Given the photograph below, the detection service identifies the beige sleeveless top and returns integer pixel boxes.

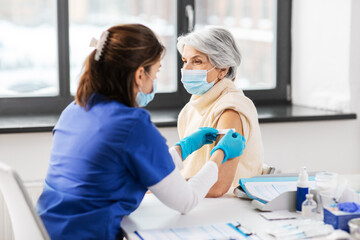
[177,78,264,187]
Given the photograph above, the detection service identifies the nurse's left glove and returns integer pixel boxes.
[176,127,218,160]
[210,129,246,164]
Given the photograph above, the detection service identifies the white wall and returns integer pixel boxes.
[292,0,351,111]
[1,118,359,182]
[1,0,360,182]
[0,133,52,181]
[289,0,360,172]
[349,0,360,116]
[159,122,360,174]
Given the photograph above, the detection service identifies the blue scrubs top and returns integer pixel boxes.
[36,93,175,240]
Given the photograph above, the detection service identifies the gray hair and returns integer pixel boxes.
[177,26,241,80]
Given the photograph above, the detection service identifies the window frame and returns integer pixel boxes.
[0,0,291,115]
[146,0,193,110]
[243,0,292,105]
[0,0,72,115]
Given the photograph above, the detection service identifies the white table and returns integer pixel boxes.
[121,191,281,240]
[121,175,359,239]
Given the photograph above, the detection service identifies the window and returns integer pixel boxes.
[0,1,58,98]
[194,0,291,103]
[195,0,276,90]
[69,0,177,95]
[0,0,291,115]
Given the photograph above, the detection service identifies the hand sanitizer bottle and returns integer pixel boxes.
[296,166,309,212]
[302,193,317,218]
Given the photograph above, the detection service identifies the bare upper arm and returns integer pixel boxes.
[206,109,244,197]
[216,109,244,137]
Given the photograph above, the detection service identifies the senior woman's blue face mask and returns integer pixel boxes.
[136,72,157,107]
[181,67,216,95]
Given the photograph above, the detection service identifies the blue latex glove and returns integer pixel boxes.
[176,127,218,160]
[338,202,360,213]
[210,129,246,163]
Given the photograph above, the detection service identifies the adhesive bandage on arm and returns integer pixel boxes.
[217,128,236,135]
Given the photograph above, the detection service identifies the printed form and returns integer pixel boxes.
[135,221,262,240]
[244,180,316,203]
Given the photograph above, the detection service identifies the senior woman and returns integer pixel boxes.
[177,26,264,198]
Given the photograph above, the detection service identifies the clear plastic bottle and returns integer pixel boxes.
[302,193,317,219]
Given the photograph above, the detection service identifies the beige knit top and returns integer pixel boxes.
[177,78,264,187]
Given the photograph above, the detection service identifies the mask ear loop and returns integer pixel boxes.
[207,66,220,82]
[145,71,155,82]
[138,70,155,94]
[144,71,157,94]
[207,66,216,73]
[137,86,144,94]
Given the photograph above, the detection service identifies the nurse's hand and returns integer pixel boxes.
[210,129,246,163]
[176,127,218,160]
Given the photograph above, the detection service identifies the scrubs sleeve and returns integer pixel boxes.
[169,146,183,170]
[149,161,218,214]
[123,111,175,187]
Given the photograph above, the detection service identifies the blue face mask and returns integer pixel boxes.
[181,67,216,95]
[136,72,157,107]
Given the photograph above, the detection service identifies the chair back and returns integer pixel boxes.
[262,163,276,175]
[0,162,50,240]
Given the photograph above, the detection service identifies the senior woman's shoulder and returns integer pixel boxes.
[214,83,259,117]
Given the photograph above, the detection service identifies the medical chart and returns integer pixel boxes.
[135,221,261,240]
[239,177,316,203]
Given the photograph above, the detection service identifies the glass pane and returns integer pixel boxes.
[69,0,177,95]
[0,0,58,97]
[195,0,277,90]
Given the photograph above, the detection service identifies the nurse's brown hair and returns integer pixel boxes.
[76,24,165,108]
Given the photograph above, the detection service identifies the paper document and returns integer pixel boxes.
[135,221,261,240]
[239,177,315,203]
[259,210,299,220]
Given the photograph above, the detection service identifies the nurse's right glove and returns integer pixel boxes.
[210,129,246,164]
[176,127,218,160]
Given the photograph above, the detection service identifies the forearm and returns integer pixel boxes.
[149,150,224,214]
[206,156,240,198]
[208,109,245,197]
[208,149,224,167]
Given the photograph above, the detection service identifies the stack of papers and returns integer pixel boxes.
[135,221,262,240]
[238,177,316,204]
[259,210,299,220]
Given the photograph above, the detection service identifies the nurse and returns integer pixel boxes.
[36,24,246,240]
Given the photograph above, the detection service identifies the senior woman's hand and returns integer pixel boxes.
[210,129,246,163]
[176,127,218,160]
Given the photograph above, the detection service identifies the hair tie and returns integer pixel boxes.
[89,31,109,61]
